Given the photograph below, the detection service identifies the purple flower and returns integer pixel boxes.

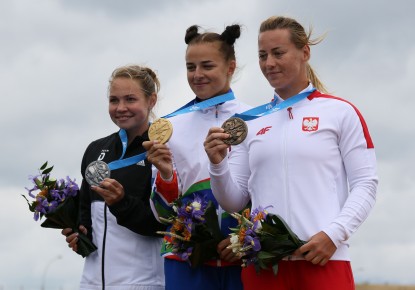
[245,235,261,252]
[178,247,193,261]
[22,162,79,221]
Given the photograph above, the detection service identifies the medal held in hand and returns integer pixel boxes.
[221,117,248,145]
[85,160,111,186]
[148,118,173,144]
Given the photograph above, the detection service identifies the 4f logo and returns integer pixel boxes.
[302,117,319,132]
[257,126,272,135]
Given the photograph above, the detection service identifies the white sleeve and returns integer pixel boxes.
[209,144,251,213]
[323,106,378,247]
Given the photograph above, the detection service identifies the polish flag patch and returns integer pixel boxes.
[302,117,319,132]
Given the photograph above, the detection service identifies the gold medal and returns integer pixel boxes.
[148,118,173,144]
[221,117,248,145]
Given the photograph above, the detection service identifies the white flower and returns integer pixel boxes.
[230,234,239,245]
[191,201,201,211]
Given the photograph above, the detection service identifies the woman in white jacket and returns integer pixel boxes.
[144,24,250,290]
[204,16,378,290]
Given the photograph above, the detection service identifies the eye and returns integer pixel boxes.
[186,64,195,72]
[109,97,118,104]
[272,50,284,58]
[259,53,267,61]
[203,64,215,70]
[127,96,137,102]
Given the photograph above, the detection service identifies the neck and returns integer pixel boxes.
[125,125,148,145]
[197,87,230,101]
[275,81,309,100]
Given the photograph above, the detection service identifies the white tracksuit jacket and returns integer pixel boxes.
[166,98,251,195]
[209,87,378,261]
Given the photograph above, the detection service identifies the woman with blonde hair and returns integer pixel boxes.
[63,64,166,290]
[204,16,378,290]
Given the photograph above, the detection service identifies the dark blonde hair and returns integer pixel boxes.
[184,24,241,63]
[259,16,328,93]
[109,65,160,119]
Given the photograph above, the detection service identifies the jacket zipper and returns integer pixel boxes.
[215,104,223,231]
[101,204,107,290]
[282,110,291,227]
[215,104,222,267]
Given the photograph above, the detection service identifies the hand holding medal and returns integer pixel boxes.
[221,117,248,145]
[148,118,173,144]
[144,118,174,179]
[204,118,248,166]
[85,160,111,187]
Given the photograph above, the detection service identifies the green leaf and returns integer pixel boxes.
[34,178,44,189]
[45,179,57,188]
[257,251,276,260]
[272,263,279,275]
[42,166,54,175]
[40,161,48,170]
[40,194,97,257]
[202,201,224,242]
[267,214,306,247]
[21,194,36,212]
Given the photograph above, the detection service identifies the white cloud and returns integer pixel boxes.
[1,0,414,288]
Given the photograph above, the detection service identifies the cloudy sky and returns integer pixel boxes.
[1,0,414,289]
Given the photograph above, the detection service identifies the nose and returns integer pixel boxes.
[265,55,276,68]
[116,100,128,111]
[193,66,204,80]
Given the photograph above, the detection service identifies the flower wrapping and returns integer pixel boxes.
[229,206,306,275]
[157,194,224,267]
[22,162,97,258]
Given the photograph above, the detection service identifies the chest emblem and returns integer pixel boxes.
[302,117,319,132]
[256,126,272,136]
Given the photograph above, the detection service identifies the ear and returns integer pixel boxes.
[149,92,157,109]
[303,45,310,62]
[227,60,236,76]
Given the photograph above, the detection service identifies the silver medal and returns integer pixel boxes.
[85,160,111,186]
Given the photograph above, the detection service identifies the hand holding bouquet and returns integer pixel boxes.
[228,206,305,275]
[22,162,97,257]
[157,194,223,267]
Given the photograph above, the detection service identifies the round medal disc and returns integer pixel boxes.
[221,117,248,145]
[85,160,111,186]
[148,118,173,144]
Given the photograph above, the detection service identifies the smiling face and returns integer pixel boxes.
[258,28,310,99]
[108,77,156,138]
[185,42,236,100]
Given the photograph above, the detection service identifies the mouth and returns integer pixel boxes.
[193,80,209,86]
[116,116,132,121]
[266,71,280,77]
[194,83,207,87]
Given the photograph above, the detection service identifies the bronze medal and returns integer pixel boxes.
[221,117,248,145]
[148,118,173,144]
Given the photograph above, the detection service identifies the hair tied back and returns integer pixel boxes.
[220,24,241,46]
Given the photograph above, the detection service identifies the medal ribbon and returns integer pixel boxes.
[234,88,315,121]
[106,91,235,170]
[108,129,147,170]
[162,90,235,118]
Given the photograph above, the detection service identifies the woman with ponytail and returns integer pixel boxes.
[205,16,378,290]
[144,24,250,290]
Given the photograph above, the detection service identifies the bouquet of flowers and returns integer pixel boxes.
[22,161,97,257]
[228,206,305,275]
[157,194,223,267]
